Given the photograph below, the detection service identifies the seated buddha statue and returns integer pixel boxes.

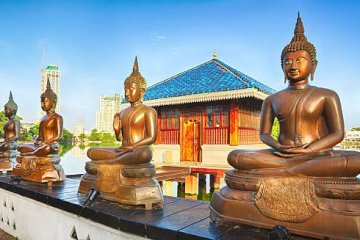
[79,57,162,209]
[210,14,360,239]
[0,92,20,170]
[227,13,360,177]
[13,80,65,183]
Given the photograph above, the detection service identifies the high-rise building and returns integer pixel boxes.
[41,65,61,114]
[96,94,121,133]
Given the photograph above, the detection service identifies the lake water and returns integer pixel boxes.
[60,145,225,201]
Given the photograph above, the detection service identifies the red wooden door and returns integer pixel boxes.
[181,113,200,161]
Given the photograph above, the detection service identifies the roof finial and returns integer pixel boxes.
[213,49,218,60]
[133,56,139,73]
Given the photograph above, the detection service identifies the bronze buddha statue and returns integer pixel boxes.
[79,57,163,210]
[13,80,65,183]
[210,13,360,239]
[0,92,20,171]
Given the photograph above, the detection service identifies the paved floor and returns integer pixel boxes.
[0,229,15,240]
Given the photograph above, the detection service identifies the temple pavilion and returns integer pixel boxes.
[140,53,274,164]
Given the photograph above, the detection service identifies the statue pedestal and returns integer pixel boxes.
[13,155,65,183]
[210,170,360,239]
[79,163,163,210]
[0,150,18,172]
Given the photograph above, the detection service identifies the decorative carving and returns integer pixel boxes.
[255,178,318,223]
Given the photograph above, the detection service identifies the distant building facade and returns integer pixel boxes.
[96,94,121,133]
[21,122,36,131]
[73,124,85,137]
[345,130,360,142]
[140,56,274,164]
[41,65,61,114]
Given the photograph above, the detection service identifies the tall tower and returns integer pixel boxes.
[96,94,121,133]
[41,65,61,114]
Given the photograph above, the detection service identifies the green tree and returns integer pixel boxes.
[60,129,74,144]
[271,117,280,140]
[101,133,116,143]
[0,111,6,138]
[88,129,101,141]
[351,127,360,131]
[78,133,87,142]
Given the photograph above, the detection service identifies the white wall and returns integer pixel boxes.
[0,189,146,240]
[201,144,267,165]
[152,144,180,163]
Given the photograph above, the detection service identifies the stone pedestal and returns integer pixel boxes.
[210,170,360,239]
[0,150,18,172]
[13,154,65,183]
[79,162,163,210]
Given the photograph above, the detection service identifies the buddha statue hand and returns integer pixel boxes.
[115,146,133,153]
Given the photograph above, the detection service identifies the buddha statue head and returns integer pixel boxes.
[124,57,147,103]
[281,13,317,82]
[41,79,58,112]
[4,91,18,119]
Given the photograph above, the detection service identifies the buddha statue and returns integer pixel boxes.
[13,80,65,183]
[79,57,163,210]
[0,92,20,171]
[210,13,360,239]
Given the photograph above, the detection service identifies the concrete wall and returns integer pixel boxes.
[0,188,145,240]
[153,144,180,163]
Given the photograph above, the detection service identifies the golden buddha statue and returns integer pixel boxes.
[0,92,20,171]
[13,80,65,183]
[210,13,360,239]
[79,57,163,210]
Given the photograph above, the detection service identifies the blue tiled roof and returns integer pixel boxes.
[144,59,275,101]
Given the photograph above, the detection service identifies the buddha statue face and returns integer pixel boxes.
[41,97,54,112]
[283,50,314,82]
[124,82,143,103]
[4,106,15,118]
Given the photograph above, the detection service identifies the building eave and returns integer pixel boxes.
[142,88,269,107]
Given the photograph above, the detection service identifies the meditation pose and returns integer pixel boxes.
[81,57,162,209]
[210,14,360,239]
[0,92,20,159]
[18,80,63,157]
[227,13,360,177]
[86,57,157,167]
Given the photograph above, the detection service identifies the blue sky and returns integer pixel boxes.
[0,0,359,131]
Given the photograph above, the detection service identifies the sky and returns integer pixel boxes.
[0,0,359,132]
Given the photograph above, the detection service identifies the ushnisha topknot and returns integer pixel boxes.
[4,91,18,113]
[281,12,317,67]
[124,56,147,91]
[41,78,58,109]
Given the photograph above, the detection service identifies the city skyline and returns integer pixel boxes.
[0,1,359,131]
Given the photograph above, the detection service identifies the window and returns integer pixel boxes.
[204,105,229,144]
[205,105,229,128]
[238,99,262,144]
[160,109,180,144]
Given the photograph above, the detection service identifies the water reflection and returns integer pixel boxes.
[159,173,226,201]
[61,145,89,175]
